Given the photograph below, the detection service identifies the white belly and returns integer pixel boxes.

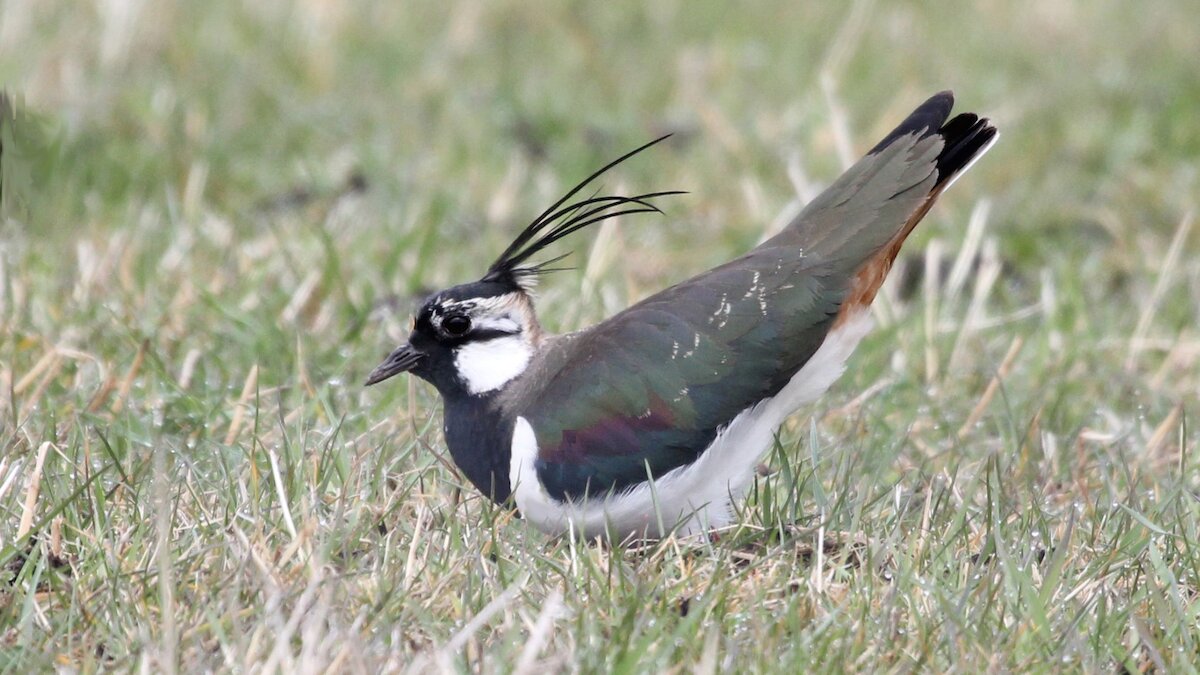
[507,312,875,540]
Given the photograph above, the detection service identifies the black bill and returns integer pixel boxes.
[365,344,423,386]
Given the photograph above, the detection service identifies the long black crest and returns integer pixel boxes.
[483,135,684,287]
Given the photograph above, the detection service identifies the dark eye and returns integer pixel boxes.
[442,314,472,337]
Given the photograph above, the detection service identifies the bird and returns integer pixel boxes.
[366,91,997,540]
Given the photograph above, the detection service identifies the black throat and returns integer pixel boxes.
[441,391,514,504]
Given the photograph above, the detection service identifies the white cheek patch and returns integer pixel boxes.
[454,335,533,395]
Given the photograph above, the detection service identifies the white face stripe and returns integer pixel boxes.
[454,334,533,395]
[430,292,540,340]
[473,316,521,333]
[433,293,523,322]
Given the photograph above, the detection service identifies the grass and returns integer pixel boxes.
[2,0,1199,671]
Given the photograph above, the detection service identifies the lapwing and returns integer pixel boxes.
[367,91,997,539]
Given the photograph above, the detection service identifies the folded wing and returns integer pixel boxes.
[511,92,996,502]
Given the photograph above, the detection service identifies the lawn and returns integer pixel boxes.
[2,1,1199,671]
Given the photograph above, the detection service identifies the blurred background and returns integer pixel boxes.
[4,1,1198,356]
[2,0,1198,670]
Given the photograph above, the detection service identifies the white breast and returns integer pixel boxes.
[509,311,875,540]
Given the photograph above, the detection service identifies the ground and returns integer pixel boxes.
[1,1,1199,672]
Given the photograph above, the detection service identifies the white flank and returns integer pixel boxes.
[510,310,876,540]
[455,335,533,395]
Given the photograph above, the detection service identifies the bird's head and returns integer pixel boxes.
[365,277,543,397]
[365,135,683,397]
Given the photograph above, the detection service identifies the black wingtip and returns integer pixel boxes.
[868,91,997,190]
[932,114,997,190]
[867,90,956,155]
